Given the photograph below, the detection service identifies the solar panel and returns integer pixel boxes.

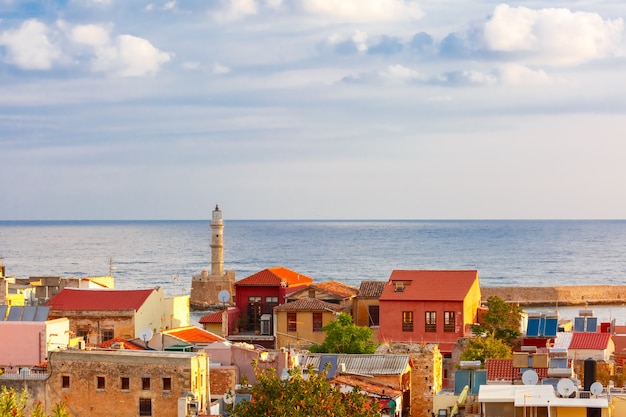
[21,306,37,321]
[544,318,558,337]
[526,317,540,337]
[0,305,7,321]
[34,306,50,321]
[586,317,598,332]
[574,317,585,332]
[7,306,23,321]
[539,317,546,336]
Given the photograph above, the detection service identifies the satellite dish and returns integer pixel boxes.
[218,290,230,303]
[521,369,538,386]
[223,390,235,405]
[139,328,153,343]
[590,381,603,395]
[557,378,576,397]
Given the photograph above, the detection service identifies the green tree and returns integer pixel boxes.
[0,387,69,417]
[470,296,522,345]
[309,313,377,354]
[231,363,379,417]
[460,335,513,365]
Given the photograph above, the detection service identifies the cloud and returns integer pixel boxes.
[70,24,110,47]
[410,32,434,54]
[301,0,422,22]
[213,62,231,74]
[380,64,421,83]
[215,0,258,21]
[326,30,369,55]
[497,64,552,85]
[91,34,171,77]
[0,19,62,70]
[482,4,624,65]
[368,35,403,55]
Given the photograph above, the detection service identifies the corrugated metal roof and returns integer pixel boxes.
[300,354,410,376]
[379,270,479,301]
[45,288,154,312]
[234,266,314,287]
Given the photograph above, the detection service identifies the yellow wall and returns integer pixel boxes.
[463,276,482,329]
[275,310,336,349]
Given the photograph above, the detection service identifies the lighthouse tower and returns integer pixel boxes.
[190,205,236,310]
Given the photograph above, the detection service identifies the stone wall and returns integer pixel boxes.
[482,285,626,306]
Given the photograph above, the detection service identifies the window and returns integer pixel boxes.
[287,312,297,332]
[76,327,89,340]
[309,289,316,298]
[394,281,405,292]
[425,311,436,332]
[97,376,106,390]
[121,377,130,390]
[402,311,413,332]
[62,375,70,389]
[162,377,172,391]
[142,377,151,390]
[102,328,114,341]
[444,311,455,332]
[139,398,152,416]
[265,296,278,314]
[368,305,380,327]
[312,312,323,332]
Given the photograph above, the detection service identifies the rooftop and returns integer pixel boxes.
[379,270,479,301]
[234,266,314,287]
[45,288,156,311]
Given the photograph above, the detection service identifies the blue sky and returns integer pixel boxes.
[1,0,626,220]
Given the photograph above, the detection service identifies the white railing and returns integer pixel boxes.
[0,372,49,380]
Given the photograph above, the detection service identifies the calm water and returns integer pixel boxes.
[2,220,626,321]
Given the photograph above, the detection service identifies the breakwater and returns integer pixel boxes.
[482,285,626,307]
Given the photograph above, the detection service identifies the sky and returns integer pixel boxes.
[1,0,626,220]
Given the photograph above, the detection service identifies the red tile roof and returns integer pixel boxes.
[199,310,223,324]
[313,281,359,299]
[569,332,612,350]
[164,326,224,343]
[98,337,147,350]
[379,270,479,301]
[485,358,548,382]
[274,298,344,312]
[45,288,154,311]
[234,266,314,287]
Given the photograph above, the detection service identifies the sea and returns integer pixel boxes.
[2,219,626,323]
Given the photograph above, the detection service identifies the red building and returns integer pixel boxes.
[233,266,313,331]
[377,270,481,355]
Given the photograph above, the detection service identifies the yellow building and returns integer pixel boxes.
[274,298,343,349]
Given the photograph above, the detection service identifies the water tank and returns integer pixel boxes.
[584,358,597,391]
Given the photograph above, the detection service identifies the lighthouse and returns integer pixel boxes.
[189,204,236,310]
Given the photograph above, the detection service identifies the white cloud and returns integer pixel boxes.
[70,24,110,47]
[352,30,368,52]
[301,0,422,22]
[497,64,552,86]
[92,34,171,77]
[213,62,231,74]
[381,64,421,82]
[163,1,176,10]
[216,0,258,21]
[483,4,624,65]
[0,19,61,70]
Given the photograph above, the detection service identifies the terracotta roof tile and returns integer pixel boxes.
[569,332,611,350]
[199,310,223,324]
[313,281,359,299]
[332,375,402,398]
[485,358,548,382]
[163,326,224,343]
[274,298,344,312]
[358,281,386,298]
[45,288,154,311]
[379,270,479,301]
[234,266,314,287]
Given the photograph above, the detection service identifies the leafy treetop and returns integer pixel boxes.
[309,313,377,354]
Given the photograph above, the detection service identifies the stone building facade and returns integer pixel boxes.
[46,349,209,417]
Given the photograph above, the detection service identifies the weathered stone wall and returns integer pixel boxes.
[482,285,626,306]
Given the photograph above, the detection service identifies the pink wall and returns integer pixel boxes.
[0,322,45,367]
